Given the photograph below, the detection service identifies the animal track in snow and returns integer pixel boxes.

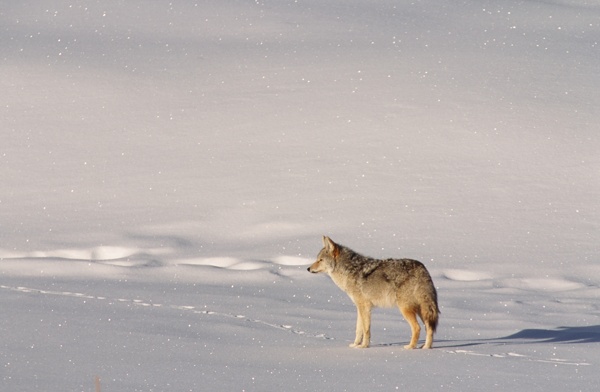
[0,284,333,340]
[445,349,590,366]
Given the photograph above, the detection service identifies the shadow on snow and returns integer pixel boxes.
[501,325,600,344]
[435,325,600,349]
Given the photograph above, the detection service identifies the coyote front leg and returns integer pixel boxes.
[350,302,372,348]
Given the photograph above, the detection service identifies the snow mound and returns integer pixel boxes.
[177,257,269,270]
[271,255,312,266]
[499,277,587,292]
[442,269,492,282]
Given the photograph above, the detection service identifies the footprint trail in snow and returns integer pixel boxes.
[0,284,334,341]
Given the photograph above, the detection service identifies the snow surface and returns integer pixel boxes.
[1,0,599,391]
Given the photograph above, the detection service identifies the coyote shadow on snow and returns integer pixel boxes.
[433,325,600,349]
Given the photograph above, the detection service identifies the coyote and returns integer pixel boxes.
[308,236,439,349]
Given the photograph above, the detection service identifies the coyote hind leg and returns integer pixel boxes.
[399,306,421,349]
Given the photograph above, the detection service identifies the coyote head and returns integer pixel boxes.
[307,236,340,274]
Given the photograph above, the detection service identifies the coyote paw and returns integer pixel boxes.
[404,344,417,350]
[350,342,369,348]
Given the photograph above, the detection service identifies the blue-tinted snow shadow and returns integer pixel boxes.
[434,325,600,349]
[501,325,600,344]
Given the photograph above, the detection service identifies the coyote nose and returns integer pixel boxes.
[307,267,310,272]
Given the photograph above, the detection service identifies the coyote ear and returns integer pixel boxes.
[322,236,340,258]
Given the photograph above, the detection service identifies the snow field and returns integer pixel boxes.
[1,0,599,391]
